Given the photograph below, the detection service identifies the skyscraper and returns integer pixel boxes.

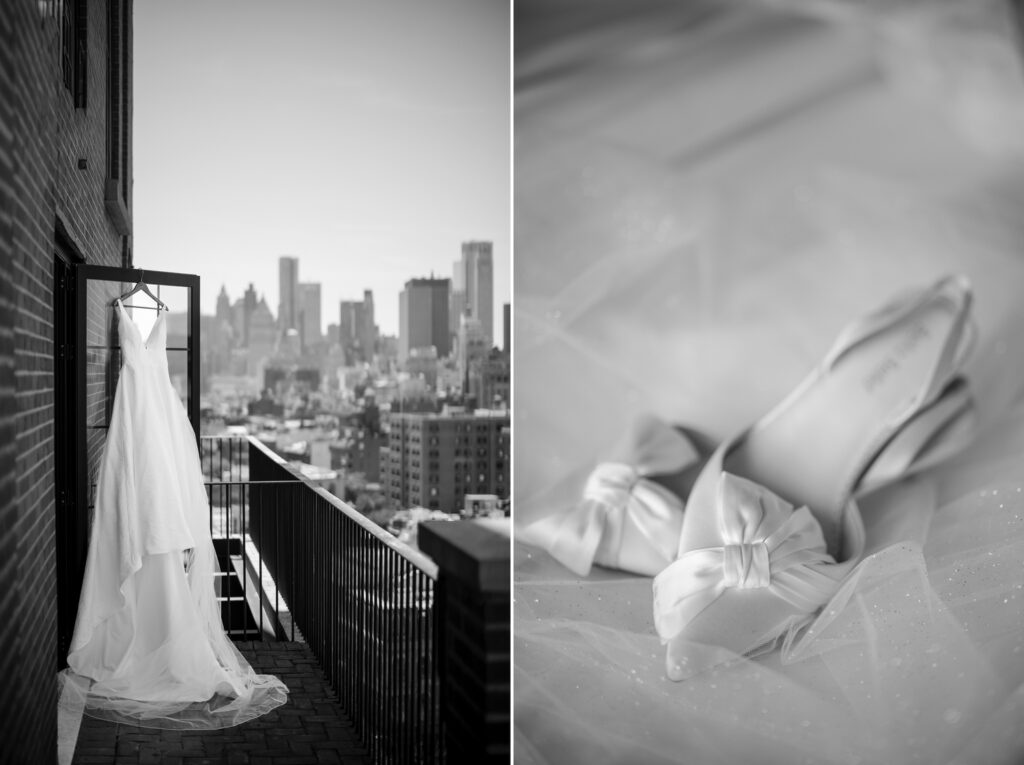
[243,282,259,347]
[248,296,277,377]
[398,277,450,364]
[458,313,489,383]
[298,282,322,350]
[339,300,362,360]
[215,285,232,325]
[339,289,378,364]
[450,258,466,341]
[461,241,494,347]
[360,289,376,360]
[503,302,510,354]
[278,256,299,335]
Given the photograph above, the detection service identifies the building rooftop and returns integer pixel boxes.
[388,407,510,421]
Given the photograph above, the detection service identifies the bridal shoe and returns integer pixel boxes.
[527,415,713,577]
[532,273,973,579]
[536,383,972,579]
[653,275,976,680]
[713,274,974,556]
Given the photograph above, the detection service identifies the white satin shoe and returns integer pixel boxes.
[654,275,976,680]
[525,414,712,577]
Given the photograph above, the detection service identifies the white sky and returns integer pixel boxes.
[133,0,510,337]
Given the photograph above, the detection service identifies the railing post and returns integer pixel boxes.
[419,520,510,763]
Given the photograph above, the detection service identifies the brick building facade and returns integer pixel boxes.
[0,1,133,761]
[382,410,510,512]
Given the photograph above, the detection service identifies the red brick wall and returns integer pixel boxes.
[0,1,131,761]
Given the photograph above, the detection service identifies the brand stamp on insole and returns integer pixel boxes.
[863,323,932,394]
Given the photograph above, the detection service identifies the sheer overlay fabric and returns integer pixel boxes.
[58,301,287,730]
[515,139,1024,761]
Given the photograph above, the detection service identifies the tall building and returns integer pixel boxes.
[298,282,322,350]
[398,278,450,364]
[216,285,232,325]
[206,291,235,389]
[458,313,489,384]
[360,289,376,359]
[503,302,511,354]
[278,256,299,335]
[462,241,494,347]
[248,297,278,377]
[339,301,360,357]
[230,283,262,349]
[382,410,510,511]
[450,258,466,341]
[339,289,377,364]
[243,283,259,346]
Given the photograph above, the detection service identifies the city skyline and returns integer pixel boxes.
[131,0,510,337]
[209,247,509,346]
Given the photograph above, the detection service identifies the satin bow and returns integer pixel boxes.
[532,415,702,577]
[653,472,839,643]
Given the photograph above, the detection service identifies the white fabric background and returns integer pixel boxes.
[515,4,1024,762]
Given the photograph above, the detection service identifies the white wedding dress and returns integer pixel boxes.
[59,299,287,729]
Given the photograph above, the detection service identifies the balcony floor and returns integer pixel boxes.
[70,641,370,765]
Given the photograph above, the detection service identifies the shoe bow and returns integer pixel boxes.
[538,416,702,576]
[653,472,841,643]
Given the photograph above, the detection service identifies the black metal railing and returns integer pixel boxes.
[200,435,290,640]
[200,435,444,765]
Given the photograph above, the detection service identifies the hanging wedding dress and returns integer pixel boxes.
[59,299,287,729]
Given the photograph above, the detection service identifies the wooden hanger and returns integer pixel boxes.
[113,272,168,311]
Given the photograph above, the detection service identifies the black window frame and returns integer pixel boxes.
[59,0,88,109]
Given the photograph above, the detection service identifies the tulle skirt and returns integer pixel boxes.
[60,537,287,731]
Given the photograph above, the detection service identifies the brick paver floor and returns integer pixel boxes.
[71,642,370,765]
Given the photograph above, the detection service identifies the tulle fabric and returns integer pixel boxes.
[59,302,287,730]
[514,130,1024,761]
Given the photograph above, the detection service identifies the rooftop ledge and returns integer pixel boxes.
[419,518,511,593]
[104,178,132,235]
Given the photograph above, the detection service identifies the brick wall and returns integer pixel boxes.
[0,1,131,761]
[0,0,23,756]
[419,520,511,762]
[385,412,511,512]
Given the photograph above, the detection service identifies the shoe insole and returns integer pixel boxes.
[856,378,973,495]
[725,296,962,558]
